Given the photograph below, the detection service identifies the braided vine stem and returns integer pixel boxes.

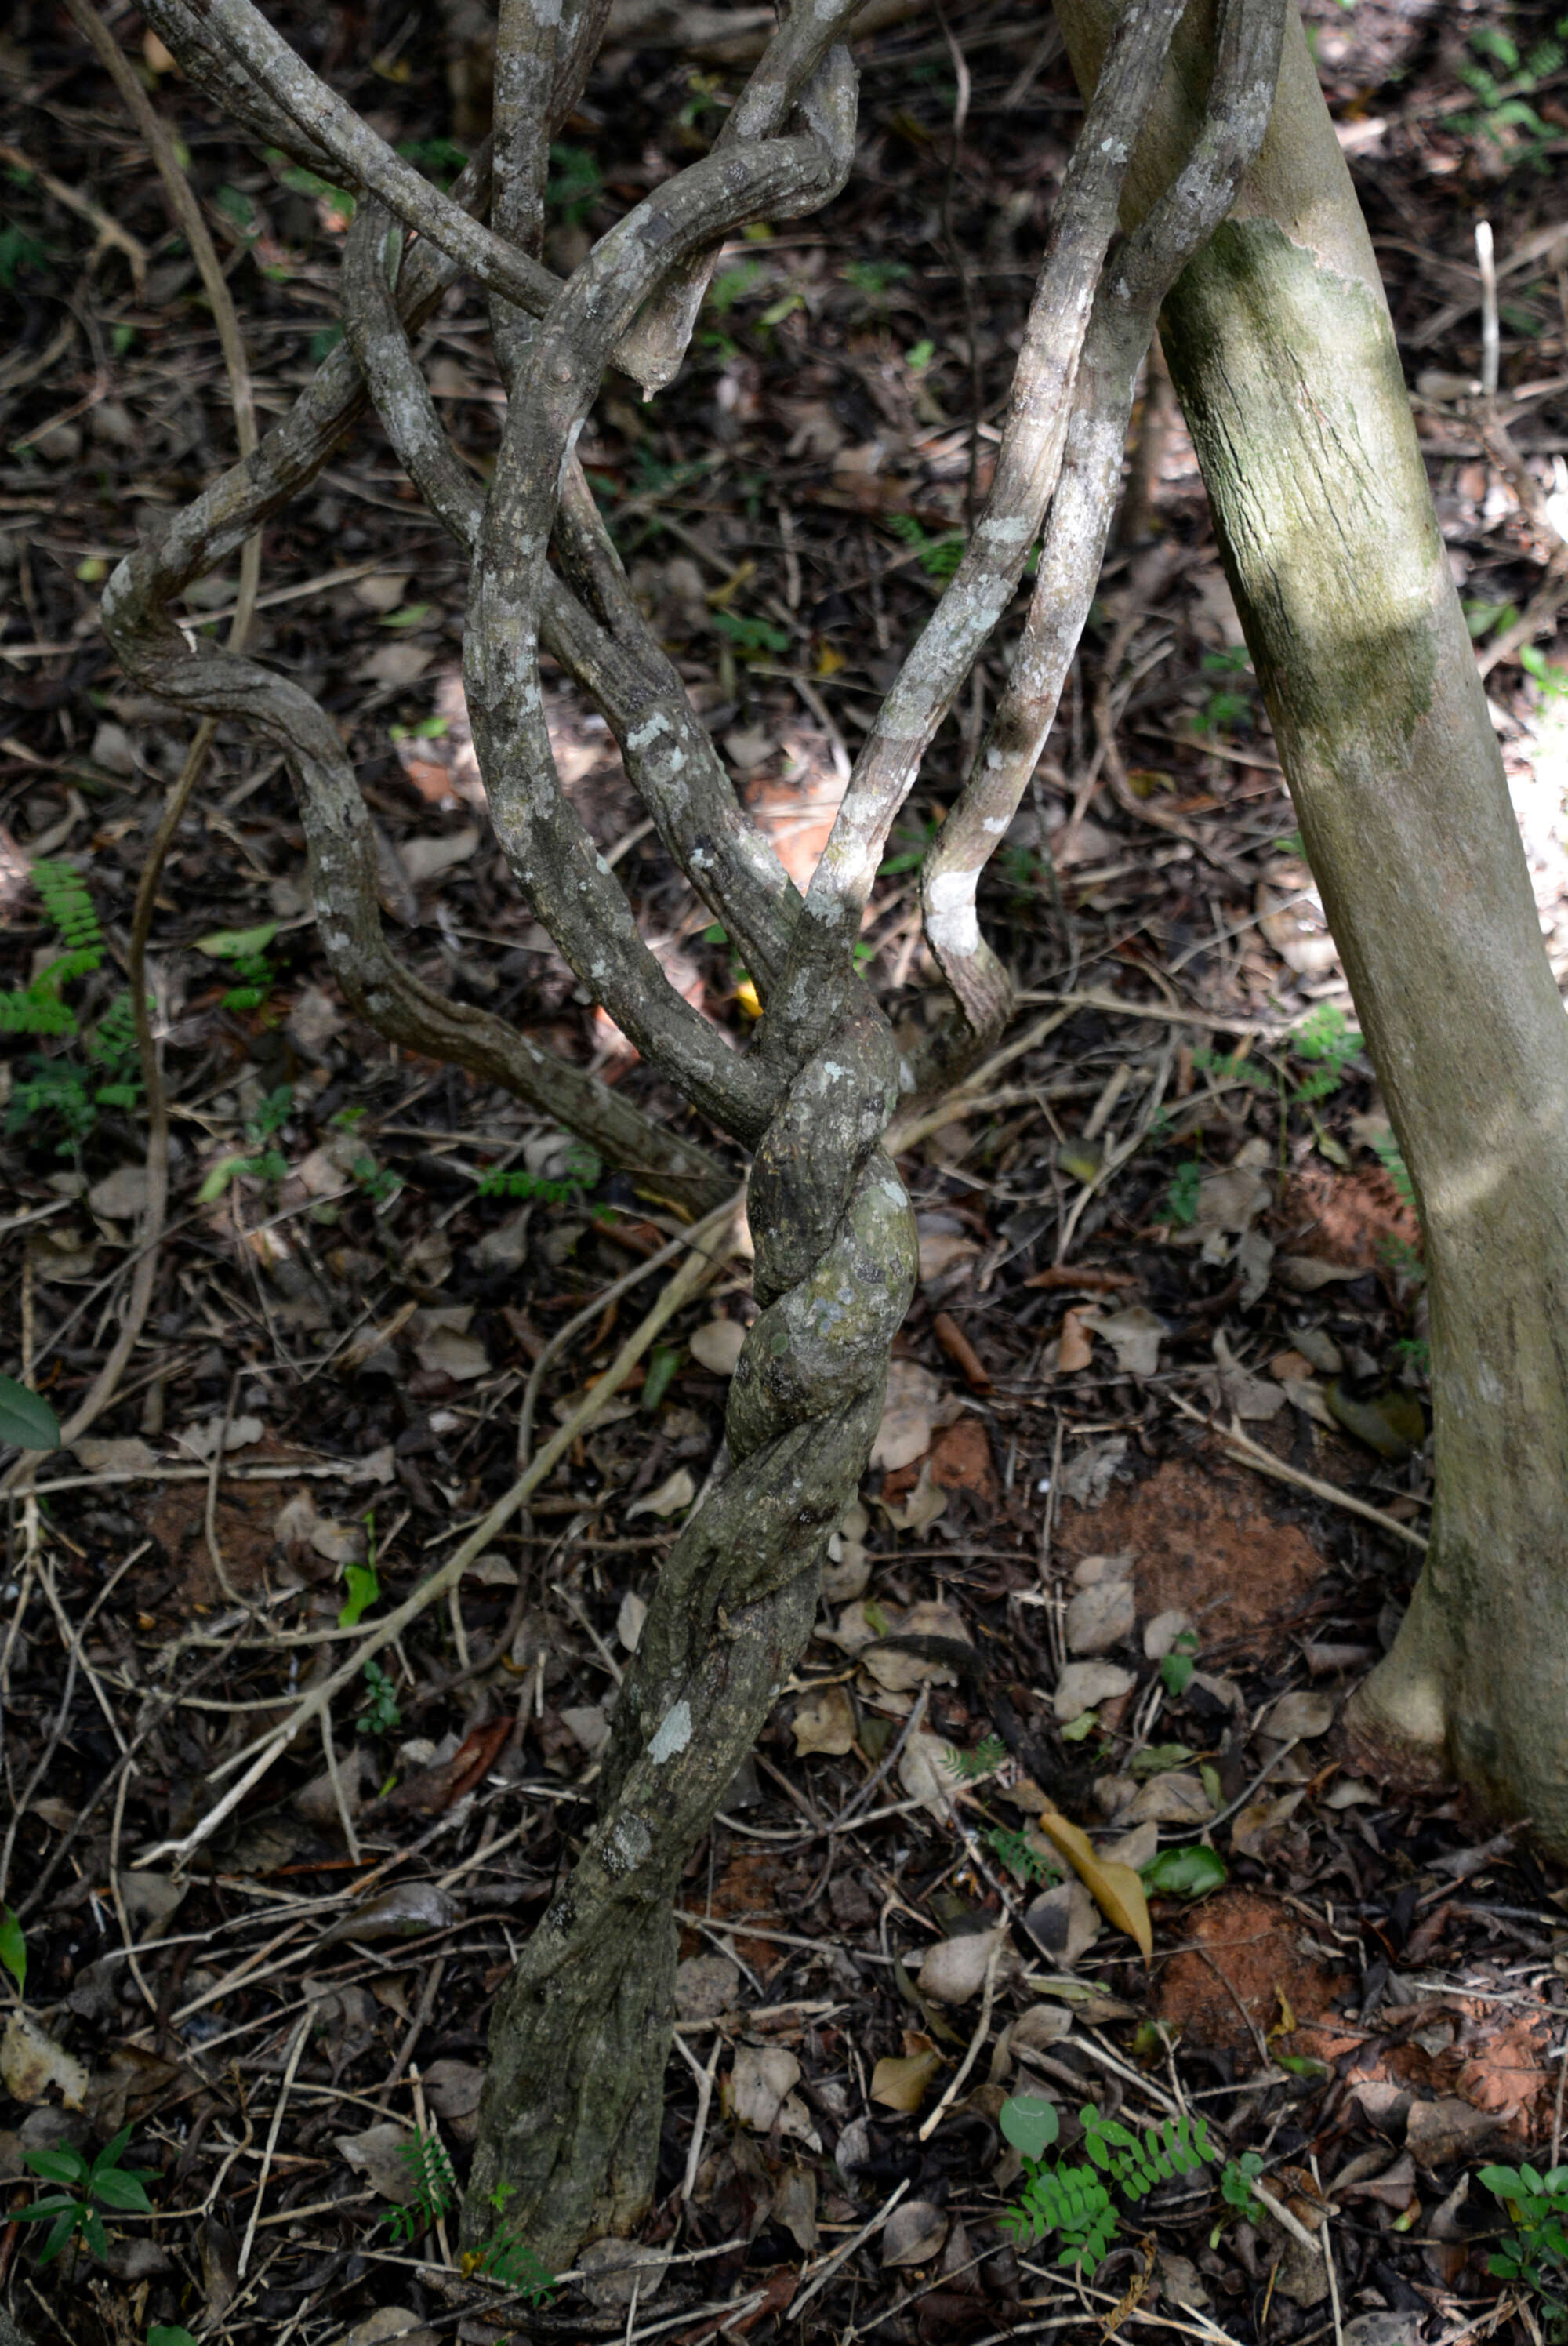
[469,1007,915,2263]
[70,0,1287,2276]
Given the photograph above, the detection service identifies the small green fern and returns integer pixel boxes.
[2,864,143,1152]
[1000,2099,1218,2269]
[387,2130,456,2243]
[943,1734,1007,1781]
[887,512,966,581]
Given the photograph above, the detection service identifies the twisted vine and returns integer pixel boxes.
[469,1002,915,2261]
[75,0,1289,2276]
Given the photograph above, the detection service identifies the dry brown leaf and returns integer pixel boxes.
[792,1682,857,1757]
[870,2046,942,2112]
[1058,1307,1094,1373]
[871,1360,939,1471]
[0,2011,89,2107]
[1029,1803,1152,1959]
[626,1466,696,1520]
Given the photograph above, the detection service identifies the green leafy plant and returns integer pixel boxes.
[357,1657,401,1736]
[2,863,144,1154]
[149,2329,201,2346]
[387,2130,456,2242]
[943,1734,1007,1781]
[477,1141,601,1206]
[1221,2148,1267,2221]
[1479,2161,1568,2334]
[1160,1630,1200,1697]
[474,2229,559,2302]
[1000,2099,1219,2268]
[0,1378,61,1453]
[1287,1003,1363,1102]
[841,257,911,304]
[195,920,281,1013]
[0,1903,26,1991]
[19,2125,154,2269]
[1457,17,1568,173]
[1142,1844,1227,1899]
[641,1344,681,1411]
[985,1825,1061,1888]
[710,608,790,658]
[198,1082,295,1203]
[887,512,966,582]
[339,1510,382,1629]
[1166,1159,1202,1226]
[546,142,601,223]
[1371,1128,1415,1208]
[1195,643,1255,735]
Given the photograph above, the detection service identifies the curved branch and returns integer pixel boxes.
[616,0,869,392]
[920,0,1287,1036]
[466,66,858,1144]
[342,201,800,991]
[751,0,1190,1076]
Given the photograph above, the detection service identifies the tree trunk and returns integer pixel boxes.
[1055,0,1568,1853]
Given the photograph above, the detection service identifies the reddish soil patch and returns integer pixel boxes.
[680,1849,791,1977]
[1056,1458,1328,1656]
[1155,1890,1352,2056]
[1279,1164,1419,1269]
[141,1476,285,1611]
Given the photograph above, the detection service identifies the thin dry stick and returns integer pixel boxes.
[790,2178,910,2326]
[21,0,266,1473]
[238,2009,313,2277]
[673,2028,722,2201]
[1167,1392,1429,1554]
[139,1195,743,1864]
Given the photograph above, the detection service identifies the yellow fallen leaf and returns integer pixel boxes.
[735,978,762,1019]
[870,2047,942,2112]
[1029,1803,1152,1960]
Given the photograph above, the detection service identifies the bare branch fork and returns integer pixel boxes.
[94,0,1284,2268]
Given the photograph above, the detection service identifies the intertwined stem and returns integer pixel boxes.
[88,0,1286,2269]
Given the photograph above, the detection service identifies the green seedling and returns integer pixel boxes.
[1160,1631,1200,1697]
[19,2125,154,2269]
[887,512,966,581]
[1002,2097,1267,2274]
[198,1081,295,1203]
[339,1509,382,1629]
[2,862,143,1155]
[357,1657,401,1736]
[0,1378,61,1453]
[0,1903,25,1991]
[1479,2161,1568,2335]
[387,2131,456,2242]
[943,1734,1007,1781]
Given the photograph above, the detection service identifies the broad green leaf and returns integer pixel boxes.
[1141,1845,1227,1899]
[1000,2095,1060,2161]
[16,2188,80,2214]
[150,2330,203,2346]
[0,1903,25,1991]
[92,2167,153,2213]
[198,1155,249,1204]
[0,1374,62,1451]
[194,924,278,960]
[23,2148,85,2185]
[338,1563,381,1629]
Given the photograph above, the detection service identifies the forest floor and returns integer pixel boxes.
[3,1,1568,2342]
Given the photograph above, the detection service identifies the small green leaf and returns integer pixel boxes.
[1000,2095,1061,2161]
[194,923,278,961]
[0,1904,26,1992]
[1141,1845,1227,1899]
[198,1155,250,1204]
[338,1563,381,1629]
[92,2166,153,2214]
[641,1345,681,1412]
[24,2148,86,2185]
[0,1375,62,1452]
[150,2328,203,2346]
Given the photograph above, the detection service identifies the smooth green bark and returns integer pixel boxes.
[1057,0,1568,1852]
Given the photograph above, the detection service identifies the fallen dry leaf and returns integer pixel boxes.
[793,1682,857,1757]
[882,2199,949,2268]
[871,2046,942,2112]
[0,2010,89,2106]
[627,1466,696,1520]
[1029,1803,1152,1959]
[1058,1307,1094,1373]
[1080,1306,1167,1377]
[689,1318,747,1375]
[872,1360,939,1472]
[731,2045,800,2132]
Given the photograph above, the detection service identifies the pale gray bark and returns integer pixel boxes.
[1057,0,1568,1857]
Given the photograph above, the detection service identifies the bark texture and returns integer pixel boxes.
[1057,0,1568,1854]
